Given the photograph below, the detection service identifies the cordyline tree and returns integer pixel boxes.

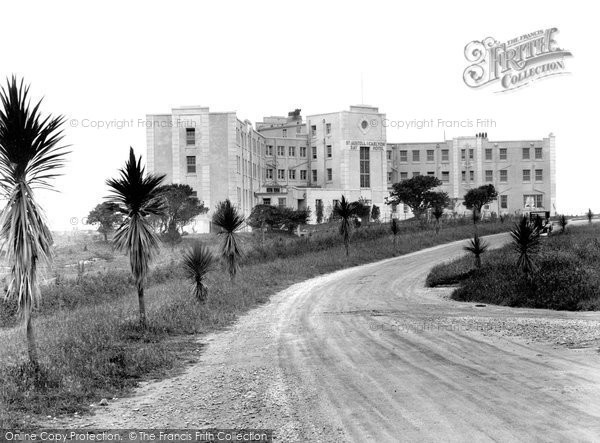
[463,184,498,222]
[106,148,166,327]
[212,199,245,281]
[0,77,69,366]
[182,241,214,302]
[333,195,358,256]
[386,175,443,222]
[429,191,450,234]
[511,216,540,281]
[87,202,123,241]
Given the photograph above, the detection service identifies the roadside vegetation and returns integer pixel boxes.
[0,215,510,426]
[427,223,600,311]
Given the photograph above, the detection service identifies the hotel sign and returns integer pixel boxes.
[463,28,572,92]
[345,140,386,150]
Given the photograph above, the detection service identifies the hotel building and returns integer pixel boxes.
[146,105,556,232]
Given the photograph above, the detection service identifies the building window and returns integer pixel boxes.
[311,125,317,136]
[186,128,195,146]
[427,150,434,161]
[277,145,285,156]
[327,145,332,158]
[312,146,317,159]
[427,171,435,176]
[485,148,492,160]
[263,198,271,205]
[400,172,408,180]
[461,149,466,161]
[312,169,317,182]
[277,169,285,180]
[500,170,508,182]
[186,156,196,174]
[278,197,286,207]
[289,169,296,180]
[266,168,273,180]
[387,171,393,183]
[282,129,287,138]
[441,171,449,182]
[441,149,449,161]
[327,168,333,181]
[236,155,240,174]
[412,150,420,162]
[300,146,306,157]
[523,194,543,208]
[326,123,331,134]
[289,146,296,157]
[469,170,474,181]
[535,169,543,181]
[500,195,507,209]
[412,172,420,178]
[237,187,241,206]
[461,171,466,182]
[523,169,531,182]
[360,146,370,188]
[266,145,273,156]
[300,170,307,180]
[522,148,530,160]
[499,148,507,160]
[485,170,493,182]
[296,125,302,134]
[535,147,543,159]
[400,150,408,162]
[386,150,392,160]
[469,149,474,160]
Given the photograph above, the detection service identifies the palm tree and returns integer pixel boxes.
[333,195,358,256]
[182,242,214,301]
[511,216,540,280]
[106,148,165,327]
[464,232,489,269]
[390,217,399,250]
[558,214,568,233]
[0,77,68,366]
[212,199,244,280]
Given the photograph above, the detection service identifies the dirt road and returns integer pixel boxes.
[58,233,600,441]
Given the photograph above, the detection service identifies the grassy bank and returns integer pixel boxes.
[427,224,600,311]
[0,220,510,426]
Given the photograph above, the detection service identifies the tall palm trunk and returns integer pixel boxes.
[26,314,38,367]
[137,284,146,327]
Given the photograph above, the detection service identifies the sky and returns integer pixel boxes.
[2,0,598,230]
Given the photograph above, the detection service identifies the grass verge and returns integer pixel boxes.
[0,221,509,426]
[427,224,600,311]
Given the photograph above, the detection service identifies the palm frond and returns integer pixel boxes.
[0,77,67,330]
[510,216,540,277]
[182,242,214,301]
[0,183,52,318]
[463,233,489,255]
[107,148,166,286]
[0,77,69,195]
[212,199,245,279]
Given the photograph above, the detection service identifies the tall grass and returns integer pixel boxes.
[0,220,510,426]
[427,224,600,311]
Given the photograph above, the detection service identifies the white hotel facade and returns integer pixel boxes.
[146,105,556,233]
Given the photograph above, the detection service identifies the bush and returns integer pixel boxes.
[428,225,600,310]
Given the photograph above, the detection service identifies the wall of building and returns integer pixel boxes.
[389,133,556,216]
